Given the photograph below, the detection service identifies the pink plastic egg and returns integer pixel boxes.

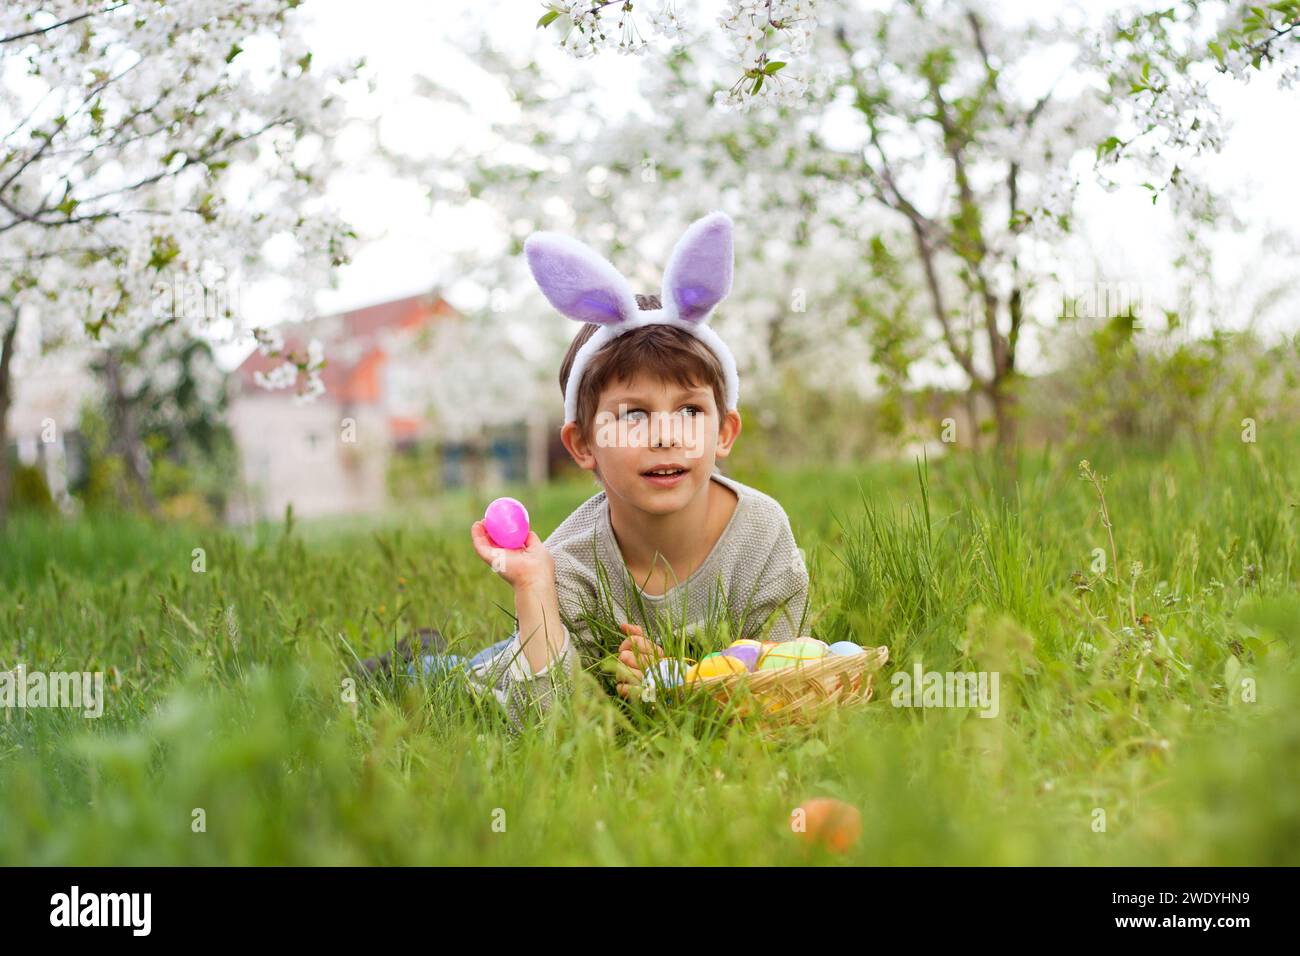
[484,497,531,550]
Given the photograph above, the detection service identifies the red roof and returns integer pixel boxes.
[339,292,456,338]
[234,291,457,404]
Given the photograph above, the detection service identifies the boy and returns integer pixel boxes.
[371,212,810,732]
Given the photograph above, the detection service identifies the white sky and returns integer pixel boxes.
[218,0,1300,371]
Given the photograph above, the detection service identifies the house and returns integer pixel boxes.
[227,290,556,522]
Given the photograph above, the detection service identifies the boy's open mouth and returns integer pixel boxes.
[641,463,689,487]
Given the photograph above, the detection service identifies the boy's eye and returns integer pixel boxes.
[618,405,703,419]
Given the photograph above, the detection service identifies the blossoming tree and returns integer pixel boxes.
[498,0,1298,470]
[0,0,358,522]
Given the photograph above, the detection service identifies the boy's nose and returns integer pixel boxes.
[650,414,683,447]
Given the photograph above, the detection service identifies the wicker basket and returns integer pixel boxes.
[669,645,890,725]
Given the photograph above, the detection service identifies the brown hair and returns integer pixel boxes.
[558,294,728,442]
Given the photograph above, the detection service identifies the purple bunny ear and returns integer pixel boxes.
[523,232,638,326]
[661,211,734,323]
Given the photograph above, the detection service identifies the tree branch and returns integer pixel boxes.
[927,77,1007,379]
[0,118,289,233]
[835,20,982,386]
[0,58,143,196]
[0,1,129,45]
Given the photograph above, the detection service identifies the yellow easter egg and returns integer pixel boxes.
[684,655,749,682]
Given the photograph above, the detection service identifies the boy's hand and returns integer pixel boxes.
[470,521,555,593]
[615,622,665,700]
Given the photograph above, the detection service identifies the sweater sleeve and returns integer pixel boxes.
[496,624,582,733]
[470,554,604,734]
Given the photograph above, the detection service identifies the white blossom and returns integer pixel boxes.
[540,0,821,110]
[254,361,300,391]
[0,0,360,400]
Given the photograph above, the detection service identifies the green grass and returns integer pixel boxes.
[1,430,1297,865]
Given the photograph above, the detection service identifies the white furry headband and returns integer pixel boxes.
[523,210,740,425]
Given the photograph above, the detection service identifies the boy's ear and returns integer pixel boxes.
[524,232,638,326]
[661,211,733,323]
[713,408,742,460]
[560,420,598,473]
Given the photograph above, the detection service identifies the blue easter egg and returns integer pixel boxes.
[646,658,687,689]
[828,641,866,656]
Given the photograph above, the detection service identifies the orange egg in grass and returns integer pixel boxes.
[791,798,862,854]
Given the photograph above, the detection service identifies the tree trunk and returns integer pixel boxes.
[988,377,1019,489]
[965,387,982,456]
[0,312,17,529]
[103,351,159,516]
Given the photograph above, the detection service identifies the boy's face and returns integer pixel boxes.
[561,372,742,515]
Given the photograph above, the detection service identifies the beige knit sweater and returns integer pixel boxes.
[465,469,811,732]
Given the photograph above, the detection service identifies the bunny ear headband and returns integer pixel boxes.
[523,210,740,425]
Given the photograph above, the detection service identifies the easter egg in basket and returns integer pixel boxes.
[757,637,827,671]
[644,658,689,690]
[684,654,748,683]
[828,641,866,656]
[721,639,763,672]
